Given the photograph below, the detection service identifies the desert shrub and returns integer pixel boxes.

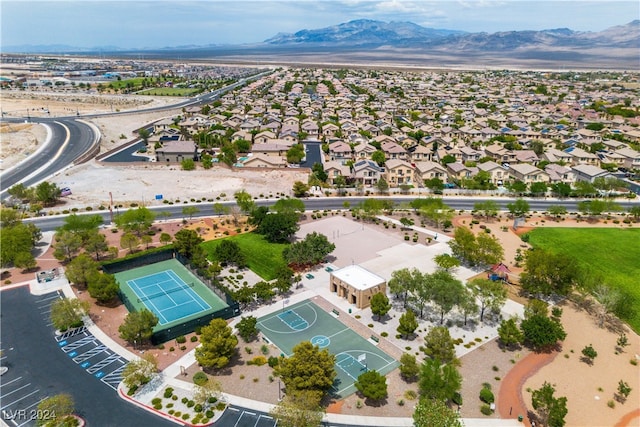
[193,372,208,386]
[268,356,279,367]
[248,356,267,366]
[152,398,161,405]
[480,404,493,415]
[164,388,174,398]
[480,387,495,404]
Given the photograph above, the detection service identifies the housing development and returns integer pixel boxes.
[1,48,639,427]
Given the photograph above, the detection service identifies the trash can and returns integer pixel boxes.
[518,415,523,422]
[348,308,352,314]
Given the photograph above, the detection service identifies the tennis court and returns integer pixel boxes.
[115,258,229,327]
[257,300,398,398]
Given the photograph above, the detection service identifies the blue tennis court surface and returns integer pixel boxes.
[127,269,211,325]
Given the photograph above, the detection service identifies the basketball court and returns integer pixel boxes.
[257,300,398,397]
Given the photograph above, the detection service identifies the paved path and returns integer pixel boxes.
[497,350,558,426]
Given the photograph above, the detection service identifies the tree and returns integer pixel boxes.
[388,268,418,308]
[413,397,463,427]
[182,205,200,220]
[551,182,572,198]
[423,326,458,366]
[497,318,523,348]
[474,232,504,266]
[572,180,597,198]
[449,226,477,265]
[530,181,548,197]
[370,292,391,321]
[13,251,37,272]
[283,232,335,269]
[274,341,336,399]
[397,309,419,339]
[376,176,389,194]
[138,127,151,145]
[50,298,90,331]
[120,231,140,254]
[122,353,158,391]
[214,239,246,268]
[193,379,222,409]
[85,231,109,260]
[469,278,507,322]
[173,228,204,259]
[257,212,299,243]
[399,352,420,382]
[292,181,309,198]
[270,389,325,427]
[354,370,388,402]
[36,394,74,426]
[434,253,460,271]
[195,318,238,369]
[547,205,567,219]
[212,202,230,216]
[234,189,255,214]
[418,358,462,403]
[236,316,259,342]
[286,144,305,164]
[507,180,528,196]
[429,270,465,325]
[88,273,119,304]
[424,177,445,192]
[34,181,61,206]
[159,232,172,246]
[371,150,386,166]
[59,213,103,244]
[581,344,598,365]
[521,314,566,352]
[115,206,156,236]
[531,382,568,427]
[521,248,579,296]
[0,222,36,268]
[272,198,306,215]
[65,253,100,289]
[473,200,499,220]
[119,309,159,347]
[52,230,82,262]
[507,198,530,218]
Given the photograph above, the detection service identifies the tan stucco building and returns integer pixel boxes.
[329,265,387,309]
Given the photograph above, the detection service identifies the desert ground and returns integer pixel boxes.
[2,91,639,426]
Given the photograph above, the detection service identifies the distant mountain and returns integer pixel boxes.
[263,19,640,51]
[264,19,466,45]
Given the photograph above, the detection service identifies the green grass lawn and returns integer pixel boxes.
[138,87,200,96]
[201,233,288,281]
[528,227,640,332]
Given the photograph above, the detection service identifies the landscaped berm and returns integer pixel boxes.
[111,256,235,344]
[257,299,399,398]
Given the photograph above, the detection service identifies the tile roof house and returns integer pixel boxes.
[414,161,448,182]
[155,140,197,163]
[353,160,384,186]
[545,164,576,183]
[324,160,351,185]
[477,161,508,185]
[447,162,478,181]
[571,164,611,182]
[328,141,353,161]
[508,163,550,184]
[385,159,415,186]
[242,153,287,168]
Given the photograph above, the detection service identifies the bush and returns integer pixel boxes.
[182,397,188,404]
[151,398,161,405]
[205,410,214,418]
[187,400,195,408]
[452,392,463,406]
[268,356,279,367]
[194,404,203,413]
[190,335,198,342]
[248,356,267,366]
[480,404,493,415]
[480,387,495,404]
[164,388,174,398]
[176,335,187,344]
[182,413,190,420]
[193,372,208,386]
[381,332,388,337]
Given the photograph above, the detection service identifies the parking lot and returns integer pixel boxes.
[0,286,178,427]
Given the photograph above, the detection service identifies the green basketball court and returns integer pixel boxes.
[257,300,398,398]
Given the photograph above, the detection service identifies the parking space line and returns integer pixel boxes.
[86,354,121,374]
[72,345,107,363]
[1,389,40,410]
[0,377,22,388]
[0,383,31,400]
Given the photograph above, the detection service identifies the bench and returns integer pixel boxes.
[332,309,340,316]
[370,335,380,344]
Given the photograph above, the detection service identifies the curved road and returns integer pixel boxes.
[0,70,272,201]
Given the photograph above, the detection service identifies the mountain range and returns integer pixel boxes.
[4,19,639,69]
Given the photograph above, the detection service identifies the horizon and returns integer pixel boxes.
[1,1,638,50]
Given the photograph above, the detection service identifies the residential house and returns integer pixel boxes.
[414,161,448,183]
[381,141,408,160]
[409,144,434,162]
[324,160,351,185]
[353,142,376,160]
[615,147,640,170]
[477,161,508,185]
[254,130,276,144]
[252,143,290,158]
[328,141,352,161]
[385,159,415,186]
[545,164,576,184]
[565,147,599,166]
[572,164,611,182]
[155,140,197,163]
[508,163,550,184]
[352,160,383,186]
[447,162,478,181]
[242,153,286,168]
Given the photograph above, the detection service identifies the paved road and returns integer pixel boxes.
[0,286,180,427]
[24,196,640,232]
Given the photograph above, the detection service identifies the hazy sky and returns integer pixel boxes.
[1,1,638,48]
